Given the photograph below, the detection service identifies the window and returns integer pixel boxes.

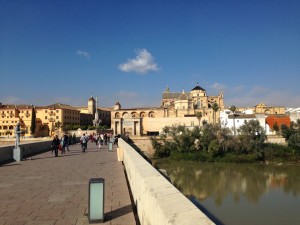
[56,116,59,119]
[45,116,47,119]
[191,121,194,126]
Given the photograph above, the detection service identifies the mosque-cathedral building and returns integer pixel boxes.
[111,83,225,136]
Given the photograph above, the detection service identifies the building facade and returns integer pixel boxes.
[111,84,225,136]
[77,95,112,127]
[0,103,81,138]
[36,103,81,136]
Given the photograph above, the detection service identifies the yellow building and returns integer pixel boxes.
[111,83,225,136]
[0,103,81,138]
[0,104,48,137]
[236,103,285,115]
[254,103,285,114]
[36,103,81,136]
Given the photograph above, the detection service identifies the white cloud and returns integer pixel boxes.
[119,49,158,74]
[76,50,90,59]
[209,82,227,92]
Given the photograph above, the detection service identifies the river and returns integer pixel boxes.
[154,159,300,225]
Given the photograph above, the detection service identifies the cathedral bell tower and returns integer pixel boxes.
[88,95,96,115]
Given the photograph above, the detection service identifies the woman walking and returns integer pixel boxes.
[51,135,60,157]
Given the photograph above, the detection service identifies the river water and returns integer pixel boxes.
[154,159,300,225]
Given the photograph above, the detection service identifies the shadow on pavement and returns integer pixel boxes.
[105,204,135,221]
[0,163,21,167]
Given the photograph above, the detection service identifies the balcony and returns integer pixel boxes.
[48,111,56,116]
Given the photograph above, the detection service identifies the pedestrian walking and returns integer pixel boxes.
[68,133,72,145]
[114,135,119,147]
[104,133,108,145]
[80,133,88,153]
[100,133,104,145]
[63,133,70,152]
[51,135,60,157]
[72,133,76,144]
[60,135,65,154]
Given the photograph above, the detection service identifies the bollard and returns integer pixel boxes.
[108,142,113,151]
[89,178,105,223]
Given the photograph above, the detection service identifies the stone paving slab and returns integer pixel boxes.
[0,142,137,225]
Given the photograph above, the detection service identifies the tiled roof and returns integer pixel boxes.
[191,84,206,91]
[228,114,256,119]
[114,107,161,111]
[0,104,34,109]
[178,93,189,100]
[45,103,79,111]
[162,92,184,99]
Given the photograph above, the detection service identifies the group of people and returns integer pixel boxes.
[80,132,114,152]
[51,132,119,156]
[51,133,76,157]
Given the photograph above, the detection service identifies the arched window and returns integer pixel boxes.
[140,112,146,117]
[148,111,155,118]
[122,112,129,118]
[265,110,271,115]
[115,112,120,118]
[131,112,137,118]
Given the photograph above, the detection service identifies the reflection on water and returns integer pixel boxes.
[154,159,300,225]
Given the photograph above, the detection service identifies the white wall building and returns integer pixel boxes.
[220,110,273,135]
[286,108,300,123]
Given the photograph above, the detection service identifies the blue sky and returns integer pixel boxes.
[1,0,299,108]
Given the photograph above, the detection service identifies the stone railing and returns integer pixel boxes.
[0,140,53,164]
[0,138,79,164]
[118,138,215,225]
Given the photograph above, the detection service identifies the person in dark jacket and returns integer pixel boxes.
[62,133,69,153]
[51,135,60,157]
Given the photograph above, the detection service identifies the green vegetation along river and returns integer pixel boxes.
[154,159,300,225]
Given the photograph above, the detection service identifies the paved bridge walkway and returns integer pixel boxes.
[0,142,137,225]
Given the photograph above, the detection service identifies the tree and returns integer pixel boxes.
[64,124,73,131]
[230,105,237,135]
[287,133,300,152]
[54,121,62,131]
[201,124,217,151]
[238,120,266,154]
[281,124,293,141]
[273,122,279,134]
[212,103,219,125]
[30,107,36,135]
[196,111,202,126]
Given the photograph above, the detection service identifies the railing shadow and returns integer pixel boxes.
[104,204,134,221]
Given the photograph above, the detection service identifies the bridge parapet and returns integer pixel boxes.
[118,138,215,225]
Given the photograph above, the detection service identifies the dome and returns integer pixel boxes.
[191,83,206,92]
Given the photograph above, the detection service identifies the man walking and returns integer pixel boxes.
[51,135,60,157]
[80,133,88,153]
